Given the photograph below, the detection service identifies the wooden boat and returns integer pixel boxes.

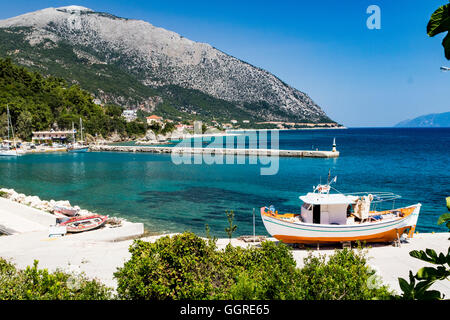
[59,214,107,233]
[53,205,79,217]
[260,178,421,244]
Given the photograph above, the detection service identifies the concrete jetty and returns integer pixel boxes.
[0,197,56,235]
[89,145,340,158]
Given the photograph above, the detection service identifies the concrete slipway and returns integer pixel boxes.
[0,197,449,296]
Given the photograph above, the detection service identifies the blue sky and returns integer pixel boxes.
[1,0,449,126]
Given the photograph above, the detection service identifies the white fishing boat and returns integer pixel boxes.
[0,105,19,156]
[260,176,421,244]
[67,119,88,153]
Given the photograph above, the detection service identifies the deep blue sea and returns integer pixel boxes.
[0,128,448,237]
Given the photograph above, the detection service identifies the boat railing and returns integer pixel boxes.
[344,191,401,203]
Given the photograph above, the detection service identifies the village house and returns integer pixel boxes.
[32,130,74,144]
[146,115,163,125]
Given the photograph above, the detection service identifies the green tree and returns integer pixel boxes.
[0,113,7,139]
[105,104,123,117]
[113,232,392,300]
[16,110,33,140]
[0,259,112,300]
[225,210,237,243]
[427,3,450,59]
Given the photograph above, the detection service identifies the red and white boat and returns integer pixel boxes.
[53,205,79,217]
[59,214,107,233]
[261,177,421,244]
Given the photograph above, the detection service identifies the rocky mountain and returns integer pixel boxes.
[395,111,450,127]
[0,5,335,124]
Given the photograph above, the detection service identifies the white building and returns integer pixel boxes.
[122,109,137,122]
[146,115,163,125]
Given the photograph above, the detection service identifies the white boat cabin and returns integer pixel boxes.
[299,188,374,225]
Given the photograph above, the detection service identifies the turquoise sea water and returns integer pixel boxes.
[0,128,448,237]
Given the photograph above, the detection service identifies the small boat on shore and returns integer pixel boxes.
[53,205,79,217]
[59,214,107,233]
[260,177,421,244]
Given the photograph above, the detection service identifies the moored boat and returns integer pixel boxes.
[260,177,421,244]
[67,144,89,153]
[0,106,20,156]
[67,119,88,153]
[59,214,107,233]
[53,205,80,217]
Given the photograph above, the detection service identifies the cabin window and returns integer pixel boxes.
[302,203,312,211]
[313,205,321,224]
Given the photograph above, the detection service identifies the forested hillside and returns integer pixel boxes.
[0,57,146,140]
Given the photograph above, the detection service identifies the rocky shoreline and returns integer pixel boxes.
[0,188,125,227]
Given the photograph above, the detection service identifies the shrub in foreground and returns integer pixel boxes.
[295,248,392,300]
[114,232,392,300]
[0,258,112,300]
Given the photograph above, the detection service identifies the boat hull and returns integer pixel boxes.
[260,204,421,244]
[68,147,88,153]
[0,150,18,156]
[53,206,79,217]
[59,215,107,233]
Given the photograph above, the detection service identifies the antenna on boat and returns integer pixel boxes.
[314,170,337,194]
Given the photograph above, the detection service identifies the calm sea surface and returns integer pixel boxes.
[0,128,448,237]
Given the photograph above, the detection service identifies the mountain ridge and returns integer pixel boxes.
[395,111,450,127]
[0,6,335,124]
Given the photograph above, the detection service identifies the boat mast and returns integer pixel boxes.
[80,118,83,143]
[6,105,10,141]
[7,105,17,153]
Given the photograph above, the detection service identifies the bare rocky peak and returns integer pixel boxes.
[0,6,331,122]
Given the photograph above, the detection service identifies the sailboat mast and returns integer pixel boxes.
[7,105,17,153]
[80,118,83,142]
[7,105,10,141]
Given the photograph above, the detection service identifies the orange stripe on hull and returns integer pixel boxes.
[273,227,411,244]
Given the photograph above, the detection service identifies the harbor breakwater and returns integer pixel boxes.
[89,145,340,158]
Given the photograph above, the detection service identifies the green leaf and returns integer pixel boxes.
[419,289,442,300]
[414,279,434,294]
[398,277,411,295]
[426,248,438,261]
[410,250,435,263]
[427,4,450,37]
[437,213,450,226]
[416,266,449,281]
